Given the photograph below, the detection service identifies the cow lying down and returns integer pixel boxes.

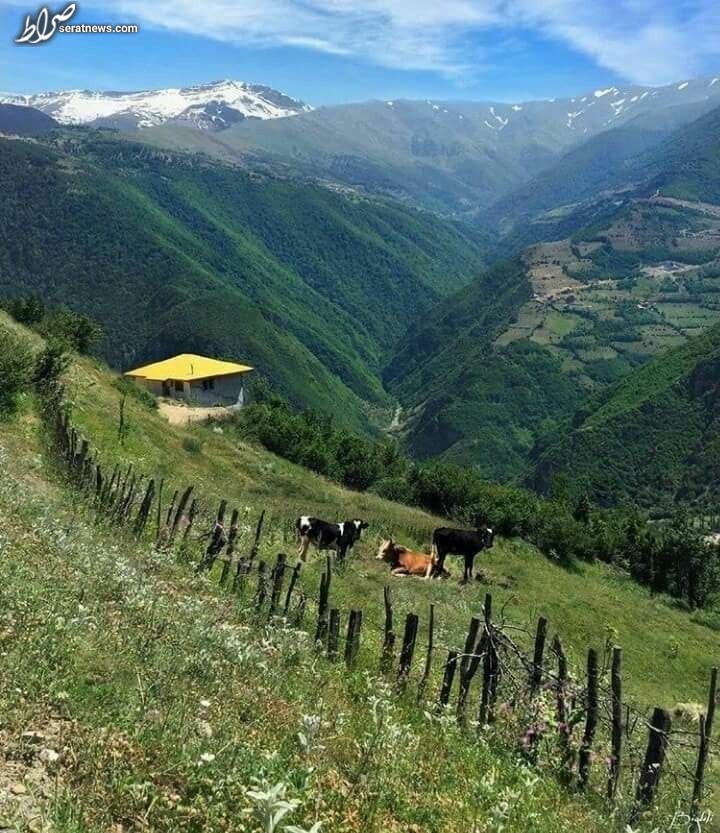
[376,539,449,579]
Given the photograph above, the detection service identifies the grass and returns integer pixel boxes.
[1,340,720,826]
[62,355,720,713]
[0,407,632,833]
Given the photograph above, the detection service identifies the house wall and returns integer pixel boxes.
[130,373,250,406]
[186,374,248,406]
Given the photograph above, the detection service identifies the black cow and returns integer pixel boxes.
[431,525,495,584]
[296,516,368,562]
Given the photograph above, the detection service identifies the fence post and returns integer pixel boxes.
[398,613,419,689]
[691,666,718,816]
[530,617,548,696]
[438,650,458,710]
[380,585,395,674]
[168,486,194,547]
[155,478,164,540]
[314,559,332,644]
[268,553,287,617]
[478,593,498,727]
[608,646,623,801]
[552,635,571,772]
[182,499,198,546]
[196,500,228,573]
[578,648,599,789]
[344,610,362,667]
[219,509,240,587]
[417,603,435,703]
[633,707,672,815]
[327,609,341,661]
[254,561,268,611]
[457,616,481,725]
[283,562,302,617]
[134,478,155,536]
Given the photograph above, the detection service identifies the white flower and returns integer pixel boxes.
[198,752,216,765]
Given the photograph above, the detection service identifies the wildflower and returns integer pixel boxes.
[198,752,216,765]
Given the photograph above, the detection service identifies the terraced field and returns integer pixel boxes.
[496,200,720,388]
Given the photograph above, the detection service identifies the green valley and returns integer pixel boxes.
[0,132,485,434]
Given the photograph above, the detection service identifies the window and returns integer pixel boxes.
[202,378,215,391]
[174,380,183,392]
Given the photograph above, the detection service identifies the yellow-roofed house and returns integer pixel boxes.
[125,354,253,407]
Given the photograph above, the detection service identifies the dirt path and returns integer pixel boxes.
[158,401,233,426]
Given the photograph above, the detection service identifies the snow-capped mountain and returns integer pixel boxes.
[0,80,312,131]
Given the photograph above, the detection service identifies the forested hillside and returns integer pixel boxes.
[387,195,720,483]
[534,323,720,510]
[0,133,485,432]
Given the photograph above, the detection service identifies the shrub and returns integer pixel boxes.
[40,309,103,355]
[0,328,33,416]
[112,376,158,410]
[182,436,203,454]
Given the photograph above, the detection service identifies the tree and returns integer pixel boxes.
[0,328,33,416]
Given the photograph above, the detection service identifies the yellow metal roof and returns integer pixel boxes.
[125,353,253,382]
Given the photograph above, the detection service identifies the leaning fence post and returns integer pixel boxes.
[219,509,240,587]
[691,666,718,815]
[578,648,599,789]
[457,616,482,725]
[608,646,623,801]
[417,603,435,703]
[134,478,155,536]
[283,562,302,617]
[398,613,419,689]
[530,617,548,696]
[196,500,228,573]
[633,707,672,816]
[437,650,458,710]
[380,585,395,674]
[168,485,194,547]
[155,478,164,540]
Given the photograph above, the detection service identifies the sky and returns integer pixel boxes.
[2,0,720,105]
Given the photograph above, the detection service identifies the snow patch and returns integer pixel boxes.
[0,79,311,128]
[677,82,689,90]
[512,104,522,111]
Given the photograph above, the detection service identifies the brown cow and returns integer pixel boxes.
[376,539,444,579]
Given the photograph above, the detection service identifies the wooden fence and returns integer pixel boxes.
[49,410,720,823]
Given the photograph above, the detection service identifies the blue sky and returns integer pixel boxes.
[3,1,720,105]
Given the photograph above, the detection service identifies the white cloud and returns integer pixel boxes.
[31,0,720,82]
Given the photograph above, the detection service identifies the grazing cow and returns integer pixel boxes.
[376,539,441,578]
[296,516,368,561]
[431,525,495,584]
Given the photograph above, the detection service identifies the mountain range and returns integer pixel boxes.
[3,74,720,512]
[0,80,311,131]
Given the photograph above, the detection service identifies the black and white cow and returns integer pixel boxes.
[295,516,369,562]
[431,525,495,584]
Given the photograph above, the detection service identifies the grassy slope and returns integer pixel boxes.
[534,323,720,508]
[0,134,485,433]
[0,412,616,833]
[60,343,720,715]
